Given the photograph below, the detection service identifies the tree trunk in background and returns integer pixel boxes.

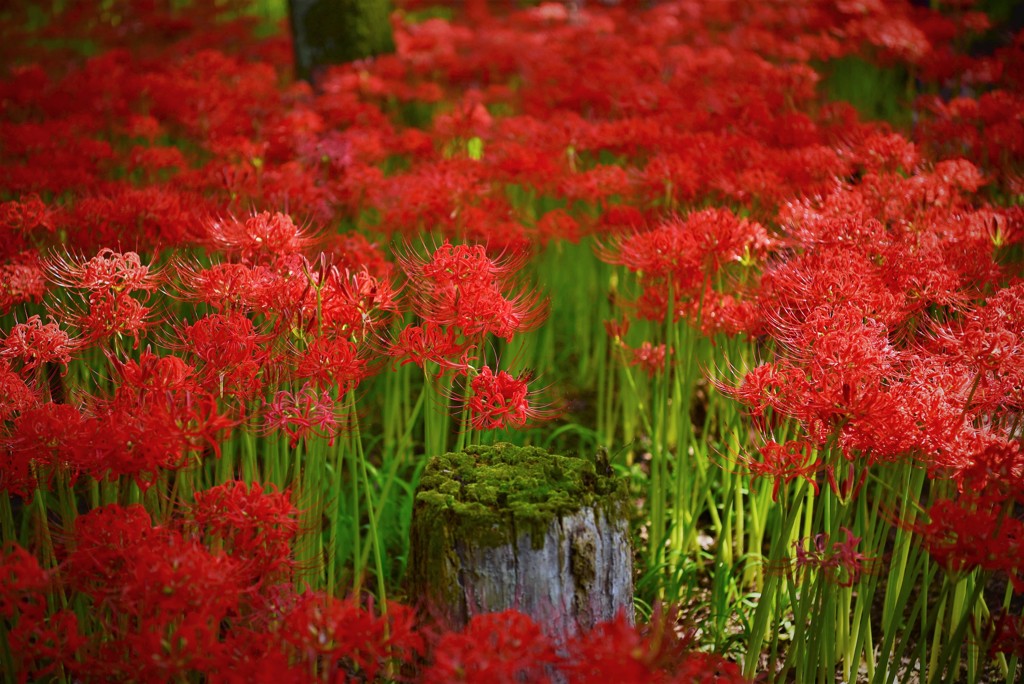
[288,0,395,84]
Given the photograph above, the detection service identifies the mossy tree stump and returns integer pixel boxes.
[409,443,634,640]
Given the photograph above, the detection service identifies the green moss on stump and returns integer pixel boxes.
[409,442,634,634]
[414,443,628,551]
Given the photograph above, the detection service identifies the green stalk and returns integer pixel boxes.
[930,573,987,684]
[357,442,388,609]
[31,488,67,610]
[0,494,16,545]
[347,408,363,596]
[326,435,344,596]
[240,428,258,483]
[422,366,452,459]
[875,554,934,684]
[744,478,808,677]
[0,618,16,683]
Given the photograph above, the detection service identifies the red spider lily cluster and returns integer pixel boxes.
[3,507,740,682]
[1,0,1023,681]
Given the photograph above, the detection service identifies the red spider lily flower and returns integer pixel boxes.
[0,253,48,315]
[536,208,581,243]
[189,481,298,582]
[432,94,493,139]
[65,290,154,348]
[322,232,393,280]
[604,317,630,344]
[110,349,198,397]
[309,264,400,339]
[261,163,339,225]
[208,211,319,265]
[8,609,83,684]
[96,541,243,680]
[793,533,831,575]
[989,612,1024,660]
[798,305,896,420]
[691,291,764,338]
[389,322,468,371]
[561,613,659,683]
[598,222,699,285]
[467,366,553,431]
[0,544,82,682]
[86,400,205,490]
[824,461,869,503]
[57,183,207,249]
[829,527,869,585]
[423,610,559,684]
[597,205,648,234]
[0,542,49,620]
[0,358,38,422]
[263,384,338,447]
[932,282,1024,415]
[178,393,239,460]
[560,165,632,205]
[730,362,801,419]
[204,635,304,684]
[128,144,187,176]
[668,653,748,684]
[826,352,963,466]
[432,280,547,342]
[793,527,868,587]
[0,194,55,235]
[282,593,424,681]
[2,402,86,497]
[561,609,746,684]
[107,352,235,459]
[45,249,161,348]
[748,302,899,443]
[63,504,155,599]
[292,335,368,393]
[950,435,1024,505]
[598,208,771,282]
[67,357,235,488]
[915,497,1024,592]
[180,313,273,401]
[400,240,547,343]
[416,241,520,287]
[629,341,668,377]
[65,505,248,680]
[0,315,76,376]
[759,249,908,330]
[743,439,824,502]
[46,248,158,293]
[175,260,271,313]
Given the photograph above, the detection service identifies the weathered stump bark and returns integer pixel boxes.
[409,443,633,640]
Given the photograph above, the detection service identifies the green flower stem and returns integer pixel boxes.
[326,436,344,597]
[876,554,935,684]
[422,366,452,460]
[0,494,15,546]
[240,428,258,483]
[356,431,388,612]
[0,619,15,683]
[31,488,67,610]
[930,573,987,684]
[744,477,808,677]
[346,410,363,596]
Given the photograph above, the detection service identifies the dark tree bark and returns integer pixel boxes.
[288,0,395,84]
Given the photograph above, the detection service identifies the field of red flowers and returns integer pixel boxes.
[2,0,1023,682]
